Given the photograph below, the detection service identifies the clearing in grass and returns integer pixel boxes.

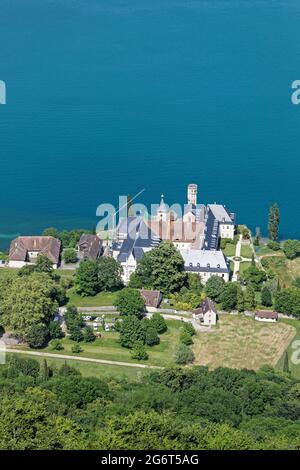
[192,314,296,371]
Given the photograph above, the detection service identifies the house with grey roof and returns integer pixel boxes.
[193,298,217,326]
[180,248,230,283]
[113,217,160,284]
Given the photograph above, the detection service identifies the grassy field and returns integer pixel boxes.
[192,314,296,371]
[6,353,144,381]
[240,245,253,259]
[223,243,236,257]
[276,318,300,379]
[67,288,120,307]
[15,320,182,368]
[260,256,300,288]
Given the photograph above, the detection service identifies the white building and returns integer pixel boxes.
[192,298,218,326]
[180,248,230,283]
[254,311,279,322]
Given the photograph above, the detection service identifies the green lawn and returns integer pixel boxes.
[16,319,182,368]
[276,318,300,379]
[5,353,144,381]
[240,245,253,259]
[238,261,251,274]
[67,288,121,307]
[223,243,236,257]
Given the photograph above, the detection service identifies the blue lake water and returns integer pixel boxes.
[1,0,300,249]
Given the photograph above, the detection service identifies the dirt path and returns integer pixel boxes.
[2,348,163,369]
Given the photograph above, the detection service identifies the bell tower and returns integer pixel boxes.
[187,184,198,205]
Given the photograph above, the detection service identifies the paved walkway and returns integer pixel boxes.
[231,235,242,281]
[2,348,163,369]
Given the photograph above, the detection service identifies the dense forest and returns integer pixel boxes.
[1,356,300,450]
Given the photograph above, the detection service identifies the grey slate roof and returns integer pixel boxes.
[114,218,160,263]
[180,248,229,274]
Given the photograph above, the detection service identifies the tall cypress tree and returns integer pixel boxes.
[268,203,280,241]
[283,352,290,374]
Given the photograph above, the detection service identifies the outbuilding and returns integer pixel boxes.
[254,311,279,322]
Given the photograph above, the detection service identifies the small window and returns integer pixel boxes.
[217,264,220,268]
[207,263,210,268]
[189,262,193,267]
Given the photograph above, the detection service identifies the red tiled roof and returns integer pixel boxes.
[255,311,278,320]
[9,236,61,264]
[140,289,162,308]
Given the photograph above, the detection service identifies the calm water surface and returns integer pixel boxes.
[1,0,300,248]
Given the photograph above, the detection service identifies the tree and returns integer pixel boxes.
[49,321,64,339]
[35,255,54,273]
[244,286,256,311]
[204,276,225,302]
[268,203,280,241]
[243,265,266,291]
[267,240,281,251]
[26,324,49,348]
[69,322,84,342]
[261,286,273,307]
[97,257,123,291]
[283,240,300,260]
[83,326,96,343]
[274,287,300,318]
[134,241,187,294]
[41,359,51,381]
[42,227,59,238]
[119,315,145,348]
[220,283,239,312]
[174,344,195,364]
[114,288,145,318]
[128,272,143,288]
[74,260,99,296]
[236,287,245,312]
[131,341,148,360]
[283,352,290,373]
[62,248,77,264]
[0,273,58,338]
[150,313,167,334]
[187,273,203,294]
[143,324,160,346]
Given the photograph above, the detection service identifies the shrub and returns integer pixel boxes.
[50,339,64,351]
[144,325,160,346]
[49,321,64,339]
[83,326,96,343]
[26,324,49,349]
[131,341,148,360]
[180,331,193,346]
[150,313,167,334]
[267,240,281,251]
[182,322,196,336]
[175,344,195,364]
[71,344,83,354]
